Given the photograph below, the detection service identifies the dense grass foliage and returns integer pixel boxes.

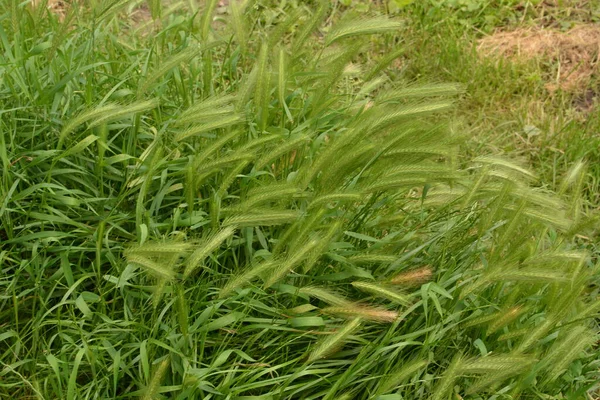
[0,1,598,399]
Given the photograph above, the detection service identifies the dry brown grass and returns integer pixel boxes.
[30,0,71,20]
[30,0,159,32]
[478,25,600,93]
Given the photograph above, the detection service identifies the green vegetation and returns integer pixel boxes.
[396,0,600,205]
[0,0,598,399]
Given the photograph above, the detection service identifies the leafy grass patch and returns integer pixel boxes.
[0,1,598,399]
[370,0,600,212]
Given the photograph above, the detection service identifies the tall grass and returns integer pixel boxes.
[0,1,598,399]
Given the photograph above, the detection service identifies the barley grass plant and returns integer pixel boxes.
[0,0,598,399]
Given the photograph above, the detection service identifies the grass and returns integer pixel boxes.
[0,0,599,399]
[388,0,600,205]
[341,0,600,209]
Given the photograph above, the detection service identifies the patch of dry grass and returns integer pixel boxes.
[478,25,600,93]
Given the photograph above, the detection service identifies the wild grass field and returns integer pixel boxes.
[0,0,599,399]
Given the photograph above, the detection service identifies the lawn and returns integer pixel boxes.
[0,0,598,399]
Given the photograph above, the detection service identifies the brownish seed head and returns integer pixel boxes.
[389,266,433,286]
[323,305,399,323]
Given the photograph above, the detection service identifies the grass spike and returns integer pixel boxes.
[217,160,250,196]
[299,286,352,307]
[458,354,536,374]
[197,151,255,175]
[254,134,311,170]
[55,134,99,160]
[277,48,293,123]
[176,286,189,337]
[58,104,117,147]
[87,99,159,130]
[431,353,464,400]
[223,210,301,227]
[139,46,205,95]
[220,260,277,298]
[302,220,343,273]
[127,254,176,280]
[307,318,361,362]
[492,268,569,283]
[543,326,596,381]
[141,357,170,400]
[369,102,454,134]
[192,130,243,168]
[323,305,399,323]
[325,17,403,46]
[254,42,271,132]
[184,226,237,278]
[283,209,329,256]
[176,94,236,125]
[152,277,169,309]
[125,242,193,256]
[376,358,428,396]
[377,83,464,103]
[467,369,527,395]
[389,266,434,286]
[240,183,300,210]
[518,319,555,352]
[473,155,536,180]
[351,281,410,305]
[175,114,244,142]
[463,312,498,329]
[487,306,528,334]
[497,328,530,342]
[236,65,258,112]
[264,239,319,288]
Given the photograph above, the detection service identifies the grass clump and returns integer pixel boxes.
[0,1,598,399]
